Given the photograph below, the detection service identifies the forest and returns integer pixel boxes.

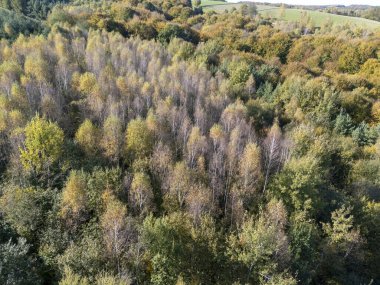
[0,0,379,284]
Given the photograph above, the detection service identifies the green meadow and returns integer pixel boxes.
[201,1,380,30]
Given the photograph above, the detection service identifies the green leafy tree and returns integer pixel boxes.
[101,115,123,163]
[239,142,262,193]
[361,202,380,281]
[75,119,100,157]
[165,161,192,211]
[0,186,49,239]
[59,267,89,285]
[58,235,105,279]
[125,118,153,161]
[191,0,200,8]
[240,3,257,17]
[59,268,132,285]
[334,109,354,136]
[86,167,123,215]
[229,61,251,87]
[0,238,41,285]
[228,200,291,283]
[322,205,364,259]
[352,122,378,146]
[321,205,365,283]
[141,213,219,284]
[61,170,88,222]
[20,115,64,173]
[130,172,154,215]
[101,195,129,275]
[158,25,198,45]
[142,213,192,285]
[269,155,324,216]
[288,212,320,284]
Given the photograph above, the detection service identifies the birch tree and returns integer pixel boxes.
[262,122,287,193]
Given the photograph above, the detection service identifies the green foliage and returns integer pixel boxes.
[279,77,339,126]
[228,60,251,86]
[168,38,195,61]
[195,39,223,68]
[59,235,105,279]
[288,212,320,284]
[0,2,378,284]
[59,267,89,285]
[128,21,157,40]
[142,213,221,284]
[130,171,154,214]
[0,186,50,239]
[334,109,354,136]
[125,118,153,160]
[321,205,366,283]
[75,119,99,156]
[61,170,88,220]
[228,216,279,277]
[322,205,363,257]
[101,116,123,163]
[0,0,66,20]
[0,238,41,285]
[266,274,297,285]
[20,115,64,173]
[361,202,380,281]
[158,24,199,45]
[0,9,42,39]
[84,167,123,215]
[340,87,374,124]
[351,122,378,146]
[338,44,376,74]
[59,267,132,285]
[228,200,291,283]
[269,155,324,216]
[142,213,193,285]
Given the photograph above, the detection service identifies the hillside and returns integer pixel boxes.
[0,0,379,284]
[0,7,43,38]
[202,1,380,30]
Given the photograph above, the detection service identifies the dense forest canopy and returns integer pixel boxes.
[0,0,379,284]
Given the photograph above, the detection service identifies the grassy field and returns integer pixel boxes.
[201,0,229,6]
[201,1,380,30]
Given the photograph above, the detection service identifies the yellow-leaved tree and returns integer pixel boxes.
[125,118,153,160]
[20,115,64,173]
[61,170,88,222]
[75,119,100,156]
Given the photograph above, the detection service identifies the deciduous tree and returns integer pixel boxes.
[125,118,153,160]
[75,119,100,157]
[20,115,64,174]
[130,172,154,215]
